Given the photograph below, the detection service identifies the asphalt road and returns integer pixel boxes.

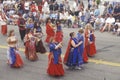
[0,24,120,80]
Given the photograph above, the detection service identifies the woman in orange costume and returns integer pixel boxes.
[89,28,96,56]
[45,18,55,44]
[47,38,64,76]
[83,24,91,63]
[7,30,23,68]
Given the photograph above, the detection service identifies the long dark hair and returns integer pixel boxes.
[56,20,61,26]
[46,17,51,25]
[8,29,14,37]
[69,32,74,38]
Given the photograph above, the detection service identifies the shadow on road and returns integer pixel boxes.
[97,45,115,53]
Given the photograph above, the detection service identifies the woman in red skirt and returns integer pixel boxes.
[55,20,63,43]
[83,23,92,63]
[24,28,38,61]
[47,38,64,76]
[89,28,96,57]
[45,18,55,44]
[7,30,23,68]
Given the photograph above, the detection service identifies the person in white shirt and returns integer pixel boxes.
[3,0,7,5]
[42,1,49,14]
[24,0,30,13]
[102,14,115,32]
[0,0,3,9]
[67,13,73,21]
[10,0,16,5]
[59,11,66,20]
[73,0,77,9]
[113,19,120,36]
[44,12,49,21]
[66,12,73,27]
[94,15,105,30]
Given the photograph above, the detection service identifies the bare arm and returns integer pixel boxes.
[55,42,62,49]
[71,40,83,48]
[7,38,10,44]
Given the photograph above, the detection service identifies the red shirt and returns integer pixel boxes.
[46,23,55,36]
[18,18,26,30]
[38,5,42,13]
[30,4,37,12]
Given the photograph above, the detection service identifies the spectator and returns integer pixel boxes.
[113,4,120,21]
[49,2,54,11]
[54,1,59,11]
[84,9,91,24]
[30,1,38,16]
[91,0,97,9]
[17,1,24,15]
[108,4,113,14]
[42,1,49,13]
[90,8,94,15]
[64,1,70,11]
[113,19,120,36]
[102,14,115,32]
[49,11,56,23]
[94,15,105,30]
[0,0,3,9]
[59,11,66,21]
[79,11,85,28]
[38,2,43,13]
[59,1,65,12]
[39,12,45,25]
[103,2,108,16]
[78,1,84,11]
[17,15,26,41]
[88,0,92,9]
[89,14,96,27]
[94,6,100,17]
[67,12,73,27]
[24,0,30,13]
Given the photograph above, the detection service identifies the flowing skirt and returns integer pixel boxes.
[47,53,64,76]
[36,40,46,54]
[89,42,96,56]
[78,47,84,65]
[65,49,74,67]
[65,48,81,67]
[7,47,23,68]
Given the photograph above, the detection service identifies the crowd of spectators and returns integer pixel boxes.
[0,0,120,36]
